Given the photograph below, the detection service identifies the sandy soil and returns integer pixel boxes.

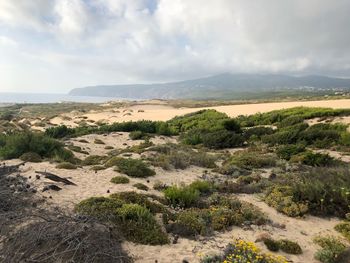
[48,99,350,127]
[7,156,343,263]
[4,130,347,263]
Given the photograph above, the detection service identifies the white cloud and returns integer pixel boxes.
[0,0,350,93]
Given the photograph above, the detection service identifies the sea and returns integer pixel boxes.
[0,92,131,105]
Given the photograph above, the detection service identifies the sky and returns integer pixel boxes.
[1,0,350,93]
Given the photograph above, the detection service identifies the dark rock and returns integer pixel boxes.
[36,174,40,180]
[107,189,110,193]
[42,184,62,192]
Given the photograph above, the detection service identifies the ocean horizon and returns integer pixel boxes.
[0,92,134,104]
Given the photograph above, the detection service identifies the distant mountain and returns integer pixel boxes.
[69,73,350,100]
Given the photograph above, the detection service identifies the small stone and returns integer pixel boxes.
[36,174,40,180]
[107,189,110,193]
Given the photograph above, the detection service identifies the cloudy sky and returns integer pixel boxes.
[1,0,350,93]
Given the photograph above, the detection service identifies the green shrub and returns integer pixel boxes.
[264,238,280,252]
[168,109,229,133]
[189,180,213,194]
[164,185,200,208]
[277,115,304,128]
[264,186,308,217]
[82,155,106,166]
[56,162,78,170]
[111,176,130,184]
[19,152,42,162]
[265,167,350,217]
[75,197,124,220]
[114,158,156,178]
[149,145,217,170]
[278,239,302,254]
[276,144,306,160]
[115,203,169,245]
[76,196,169,245]
[223,119,242,133]
[225,150,276,169]
[45,125,73,138]
[0,132,73,162]
[129,131,146,140]
[340,132,350,146]
[202,130,244,149]
[237,107,350,127]
[335,222,350,242]
[314,236,347,263]
[290,151,335,167]
[110,192,166,214]
[243,126,275,140]
[133,183,149,191]
[263,238,302,254]
[170,209,210,237]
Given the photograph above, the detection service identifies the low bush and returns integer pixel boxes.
[243,126,275,140]
[82,155,106,166]
[129,131,146,140]
[278,239,302,254]
[189,180,213,194]
[224,150,276,169]
[276,144,306,160]
[75,197,124,220]
[335,222,350,242]
[290,151,335,167]
[110,192,166,214]
[114,158,156,178]
[133,183,149,191]
[149,144,217,170]
[314,236,347,263]
[202,130,244,149]
[115,203,169,245]
[0,132,74,162]
[264,238,280,252]
[111,176,130,184]
[164,185,200,208]
[56,162,78,170]
[264,186,308,217]
[265,167,350,217]
[90,165,106,171]
[19,152,42,162]
[76,196,169,245]
[45,125,73,138]
[167,109,229,133]
[264,238,302,254]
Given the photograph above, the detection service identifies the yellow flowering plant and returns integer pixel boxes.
[222,239,288,263]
